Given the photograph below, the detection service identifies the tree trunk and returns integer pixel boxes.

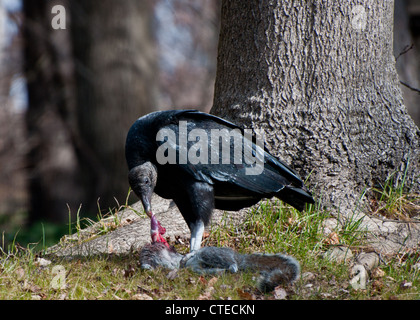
[23,1,158,222]
[394,0,420,127]
[23,0,82,223]
[71,0,157,213]
[211,0,420,218]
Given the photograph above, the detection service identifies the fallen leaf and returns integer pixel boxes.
[198,287,214,300]
[35,258,51,268]
[273,286,288,300]
[301,272,316,282]
[166,269,178,280]
[236,288,255,300]
[324,232,340,245]
[111,268,120,276]
[137,285,154,296]
[371,267,385,279]
[199,276,207,285]
[399,280,412,290]
[197,278,218,301]
[372,279,383,292]
[208,277,218,287]
[328,275,337,286]
[132,293,153,300]
[23,280,41,293]
[15,267,25,281]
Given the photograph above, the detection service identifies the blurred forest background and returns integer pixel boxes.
[0,0,419,248]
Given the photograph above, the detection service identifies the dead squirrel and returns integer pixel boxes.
[139,242,300,292]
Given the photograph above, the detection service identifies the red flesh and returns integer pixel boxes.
[150,214,170,248]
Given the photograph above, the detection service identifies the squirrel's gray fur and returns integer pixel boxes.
[139,243,300,292]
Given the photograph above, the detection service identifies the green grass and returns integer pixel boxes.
[370,171,420,220]
[0,185,419,300]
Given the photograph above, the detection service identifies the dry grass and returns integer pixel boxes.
[1,183,419,300]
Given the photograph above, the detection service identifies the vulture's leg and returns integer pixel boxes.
[173,181,214,252]
[190,220,205,252]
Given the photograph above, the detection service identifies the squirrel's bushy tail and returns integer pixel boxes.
[243,253,300,292]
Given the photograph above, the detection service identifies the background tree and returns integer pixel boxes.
[23,0,81,223]
[155,0,221,111]
[22,0,158,222]
[211,0,420,217]
[70,0,158,214]
[394,0,420,126]
[0,2,27,221]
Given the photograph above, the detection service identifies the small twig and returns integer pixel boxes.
[395,44,420,94]
[400,81,420,95]
[396,43,414,61]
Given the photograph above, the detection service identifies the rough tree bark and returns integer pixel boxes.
[211,0,420,219]
[71,0,157,214]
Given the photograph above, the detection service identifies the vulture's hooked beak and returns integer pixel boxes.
[141,193,153,218]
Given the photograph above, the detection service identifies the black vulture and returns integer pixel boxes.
[125,110,314,251]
